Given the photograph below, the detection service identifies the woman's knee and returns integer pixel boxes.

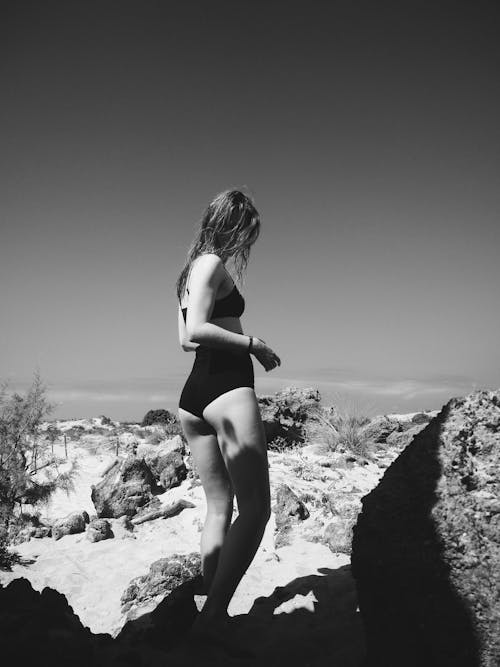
[237,490,271,524]
[206,493,234,519]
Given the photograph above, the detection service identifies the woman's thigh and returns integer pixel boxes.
[178,408,233,510]
[201,388,270,508]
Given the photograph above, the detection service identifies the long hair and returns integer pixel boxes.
[176,190,260,302]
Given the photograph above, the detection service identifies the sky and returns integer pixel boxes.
[2,0,499,420]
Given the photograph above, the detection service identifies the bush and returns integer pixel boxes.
[141,409,175,427]
[268,435,301,453]
[0,374,76,565]
[99,415,113,426]
[307,405,372,458]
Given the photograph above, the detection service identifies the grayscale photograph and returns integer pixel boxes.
[1,1,499,665]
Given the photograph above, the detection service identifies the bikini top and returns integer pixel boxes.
[181,283,245,322]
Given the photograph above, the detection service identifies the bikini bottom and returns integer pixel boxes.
[179,346,254,419]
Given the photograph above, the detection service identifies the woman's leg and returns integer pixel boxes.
[178,408,234,593]
[199,387,271,621]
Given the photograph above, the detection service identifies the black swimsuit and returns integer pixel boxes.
[179,283,254,419]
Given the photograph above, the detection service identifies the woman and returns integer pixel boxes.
[177,189,280,639]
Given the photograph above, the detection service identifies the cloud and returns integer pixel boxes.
[49,390,140,403]
[256,372,475,402]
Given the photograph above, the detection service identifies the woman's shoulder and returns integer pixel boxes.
[190,253,225,284]
[192,253,224,272]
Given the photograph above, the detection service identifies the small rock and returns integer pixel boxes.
[52,511,89,541]
[86,519,114,543]
[32,526,51,539]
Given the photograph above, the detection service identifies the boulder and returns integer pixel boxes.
[86,518,114,543]
[91,455,154,519]
[136,438,187,489]
[120,552,201,614]
[411,411,433,424]
[385,422,427,449]
[361,416,402,444]
[158,452,187,490]
[259,387,321,447]
[322,502,361,554]
[352,390,500,667]
[52,511,89,541]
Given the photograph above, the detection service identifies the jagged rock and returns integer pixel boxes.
[275,484,310,528]
[274,484,310,547]
[352,390,500,667]
[411,411,433,424]
[52,511,90,541]
[259,387,321,447]
[117,579,198,650]
[385,422,427,449]
[91,455,154,519]
[86,518,114,543]
[361,416,402,444]
[0,578,113,666]
[136,439,187,489]
[158,452,187,490]
[120,552,201,614]
[137,434,184,460]
[322,503,361,554]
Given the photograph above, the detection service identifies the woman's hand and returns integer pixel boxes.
[251,338,281,372]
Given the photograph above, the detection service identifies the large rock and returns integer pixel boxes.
[91,455,154,519]
[322,502,362,555]
[52,511,90,541]
[385,422,427,449]
[120,552,201,614]
[158,452,187,490]
[361,416,402,444]
[136,438,187,489]
[352,390,500,667]
[259,387,321,447]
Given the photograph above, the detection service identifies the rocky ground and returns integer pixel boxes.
[0,390,437,665]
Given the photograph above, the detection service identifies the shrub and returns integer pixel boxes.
[141,409,175,427]
[268,435,301,453]
[99,415,113,426]
[0,374,76,567]
[306,405,372,458]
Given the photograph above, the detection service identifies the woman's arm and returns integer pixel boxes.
[185,254,252,352]
[185,253,281,370]
[178,306,198,352]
